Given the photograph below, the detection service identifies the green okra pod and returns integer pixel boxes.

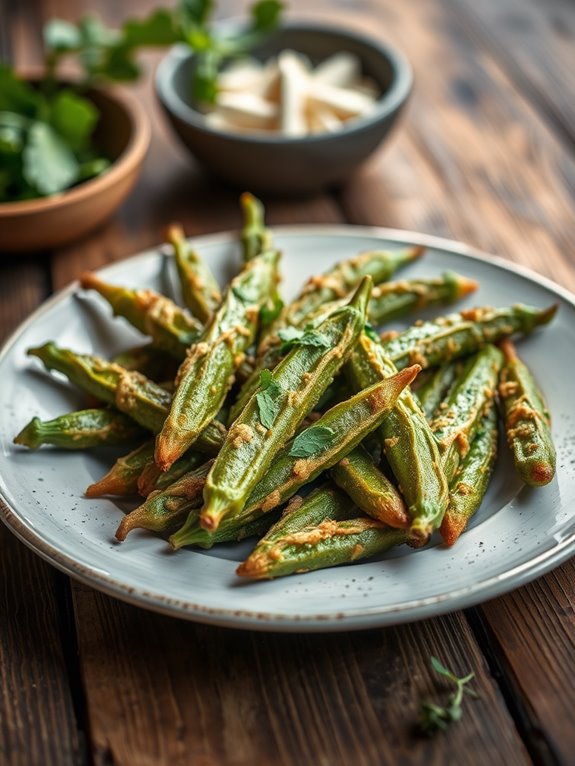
[237,487,407,580]
[155,248,280,471]
[86,440,155,497]
[440,402,498,546]
[27,343,226,454]
[137,449,205,497]
[167,224,222,322]
[199,277,373,532]
[115,460,214,541]
[346,332,449,543]
[240,192,273,262]
[368,271,478,326]
[416,361,463,422]
[331,445,410,529]
[498,339,556,487]
[430,345,503,484]
[381,304,557,371]
[79,272,203,359]
[14,408,144,450]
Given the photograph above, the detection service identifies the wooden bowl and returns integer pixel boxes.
[0,83,150,252]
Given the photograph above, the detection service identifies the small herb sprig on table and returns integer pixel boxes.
[419,656,477,734]
[0,0,283,203]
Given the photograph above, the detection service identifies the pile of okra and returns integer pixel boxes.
[15,194,558,579]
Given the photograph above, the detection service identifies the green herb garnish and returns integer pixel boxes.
[418,656,477,734]
[278,327,332,354]
[289,425,335,457]
[256,369,283,429]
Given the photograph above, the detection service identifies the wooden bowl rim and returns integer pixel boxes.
[0,74,150,218]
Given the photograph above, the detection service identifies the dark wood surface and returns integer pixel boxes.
[1,1,574,764]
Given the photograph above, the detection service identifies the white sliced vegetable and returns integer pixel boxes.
[307,105,343,134]
[216,92,278,130]
[218,59,265,92]
[278,50,309,137]
[312,52,361,88]
[309,82,377,119]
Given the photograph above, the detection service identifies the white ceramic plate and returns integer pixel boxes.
[1,226,574,632]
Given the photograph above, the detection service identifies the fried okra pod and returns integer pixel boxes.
[346,332,449,543]
[14,408,144,450]
[79,273,202,359]
[381,304,557,371]
[27,343,226,454]
[237,487,407,580]
[167,224,222,322]
[331,445,410,529]
[85,440,155,497]
[440,402,498,546]
[498,339,556,486]
[199,277,372,533]
[155,248,280,471]
[430,345,503,484]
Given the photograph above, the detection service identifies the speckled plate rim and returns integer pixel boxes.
[1,225,574,633]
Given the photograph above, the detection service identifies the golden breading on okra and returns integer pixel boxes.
[85,440,155,498]
[197,277,373,533]
[155,248,280,472]
[498,339,556,487]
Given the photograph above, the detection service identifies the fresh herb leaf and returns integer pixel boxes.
[49,89,98,151]
[418,656,477,735]
[251,0,283,32]
[260,294,284,328]
[179,0,214,27]
[364,322,379,343]
[289,425,334,458]
[122,10,181,46]
[23,121,79,195]
[0,66,42,116]
[278,327,331,354]
[256,370,283,429]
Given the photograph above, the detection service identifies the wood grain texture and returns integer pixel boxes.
[0,261,81,766]
[73,583,527,766]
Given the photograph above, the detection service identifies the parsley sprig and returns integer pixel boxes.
[419,656,477,734]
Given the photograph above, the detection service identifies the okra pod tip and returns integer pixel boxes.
[13,418,43,449]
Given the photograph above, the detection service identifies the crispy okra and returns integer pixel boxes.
[346,332,449,543]
[440,402,498,546]
[27,343,226,454]
[14,408,144,450]
[137,449,205,497]
[79,273,202,359]
[167,224,222,322]
[430,345,503,484]
[416,361,463,422]
[498,339,556,486]
[111,344,179,381]
[240,192,273,262]
[199,277,373,532]
[85,440,155,497]
[381,304,557,371]
[331,445,410,529]
[155,248,280,471]
[237,486,407,580]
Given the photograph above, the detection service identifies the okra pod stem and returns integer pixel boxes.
[331,445,409,528]
[498,339,556,486]
[240,192,273,262]
[167,224,222,322]
[14,408,144,450]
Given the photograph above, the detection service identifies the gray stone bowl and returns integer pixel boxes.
[155,22,412,194]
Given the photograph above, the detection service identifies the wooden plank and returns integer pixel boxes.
[73,583,528,766]
[475,560,575,765]
[0,261,82,766]
[449,0,575,146]
[332,0,575,290]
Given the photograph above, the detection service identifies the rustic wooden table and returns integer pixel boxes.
[2,0,574,764]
